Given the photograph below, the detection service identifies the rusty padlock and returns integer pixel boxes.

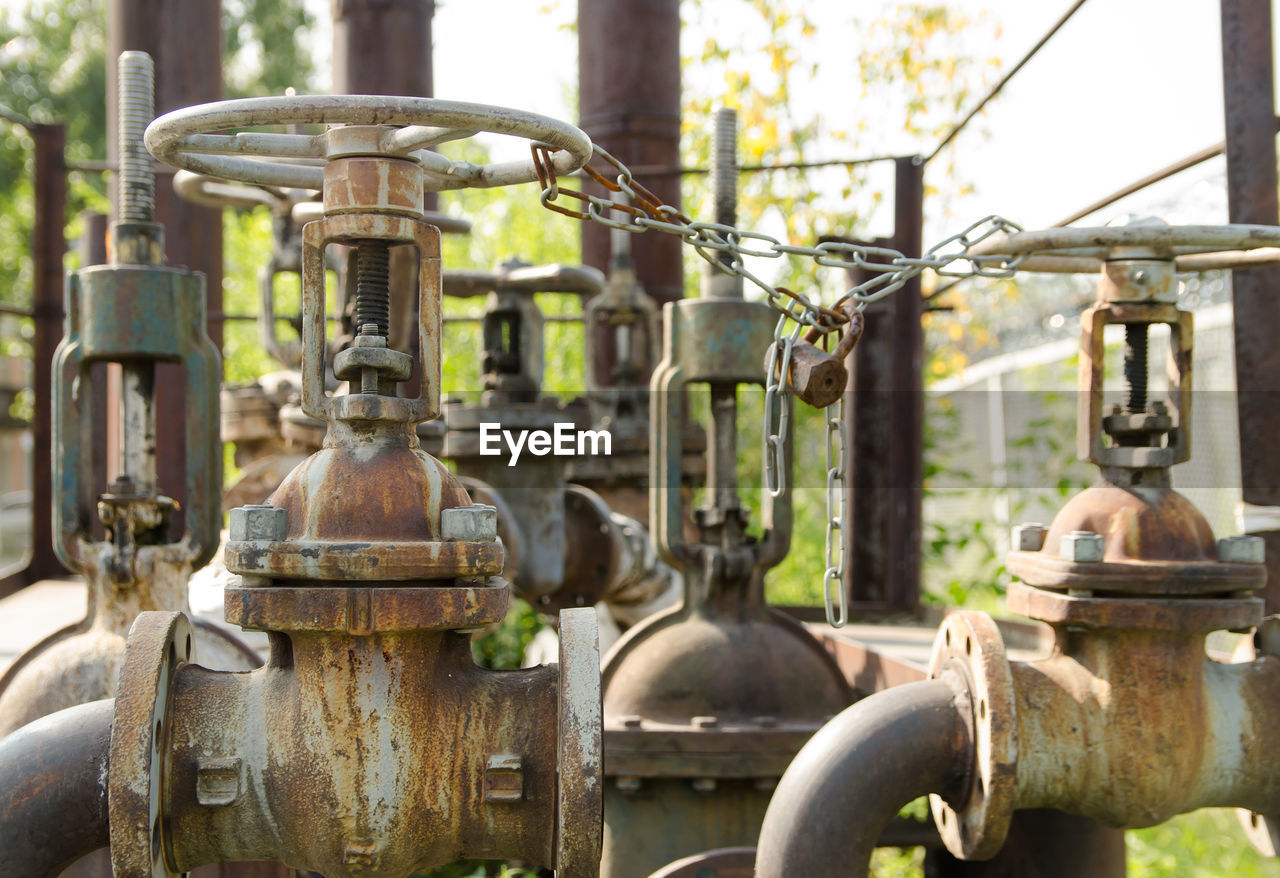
[767,305,864,408]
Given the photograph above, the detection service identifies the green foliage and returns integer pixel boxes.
[223,0,317,97]
[1127,809,1275,878]
[470,599,544,670]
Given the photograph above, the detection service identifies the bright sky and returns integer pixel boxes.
[302,0,1272,246]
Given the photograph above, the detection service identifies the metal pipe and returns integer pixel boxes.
[579,0,682,305]
[755,678,970,877]
[0,698,114,876]
[1222,0,1280,612]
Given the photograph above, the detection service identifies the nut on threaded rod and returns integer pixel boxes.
[117,51,155,223]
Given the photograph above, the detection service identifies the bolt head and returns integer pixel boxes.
[1219,535,1266,565]
[229,504,287,542]
[619,715,643,729]
[692,715,719,729]
[1060,530,1105,563]
[440,504,498,541]
[1012,523,1048,552]
[691,778,718,793]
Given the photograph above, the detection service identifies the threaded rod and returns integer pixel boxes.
[117,51,155,223]
[1124,323,1149,413]
[354,241,391,337]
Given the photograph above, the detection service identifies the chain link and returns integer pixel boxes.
[533,141,1025,628]
[824,392,848,627]
[763,316,801,498]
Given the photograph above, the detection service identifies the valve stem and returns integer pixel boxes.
[117,51,155,223]
[1124,324,1149,414]
[354,241,391,337]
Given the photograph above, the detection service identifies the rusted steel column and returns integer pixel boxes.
[333,0,433,98]
[107,0,223,535]
[842,157,923,613]
[28,123,69,585]
[578,0,683,307]
[1222,0,1280,611]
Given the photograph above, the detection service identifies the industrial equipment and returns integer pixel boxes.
[0,53,258,740]
[755,218,1280,877]
[441,261,675,621]
[596,109,853,878]
[4,92,607,877]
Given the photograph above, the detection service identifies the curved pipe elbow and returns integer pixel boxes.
[756,678,971,878]
[0,698,114,876]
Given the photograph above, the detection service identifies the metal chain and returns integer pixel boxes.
[763,315,801,498]
[824,392,848,627]
[532,142,1027,339]
[533,141,1026,628]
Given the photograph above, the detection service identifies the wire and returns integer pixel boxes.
[926,0,1090,164]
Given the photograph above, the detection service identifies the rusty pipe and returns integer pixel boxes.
[755,677,971,878]
[0,698,114,876]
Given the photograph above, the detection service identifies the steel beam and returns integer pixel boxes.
[841,158,924,614]
[1222,0,1280,611]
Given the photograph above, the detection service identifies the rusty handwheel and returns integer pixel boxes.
[146,94,592,192]
[965,216,1280,273]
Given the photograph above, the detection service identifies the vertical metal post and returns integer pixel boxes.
[107,0,223,536]
[1222,0,1280,611]
[27,124,68,586]
[579,0,682,384]
[842,158,923,613]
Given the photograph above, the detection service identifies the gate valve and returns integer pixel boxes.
[0,52,258,738]
[597,107,852,878]
[441,260,670,614]
[122,93,604,877]
[173,166,472,369]
[758,218,1280,878]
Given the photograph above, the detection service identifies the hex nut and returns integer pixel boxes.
[692,715,719,729]
[1219,535,1266,565]
[229,504,287,542]
[441,504,498,541]
[1012,523,1048,552]
[1060,530,1104,563]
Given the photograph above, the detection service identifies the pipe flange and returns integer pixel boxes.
[556,606,603,877]
[1008,581,1263,632]
[110,611,192,878]
[927,612,1017,860]
[1236,616,1280,856]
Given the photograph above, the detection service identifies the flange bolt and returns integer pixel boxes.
[229,504,287,542]
[1060,530,1105,563]
[1218,535,1266,565]
[1013,523,1048,552]
[441,504,498,541]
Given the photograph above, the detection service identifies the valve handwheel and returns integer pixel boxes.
[966,218,1280,273]
[145,94,593,192]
